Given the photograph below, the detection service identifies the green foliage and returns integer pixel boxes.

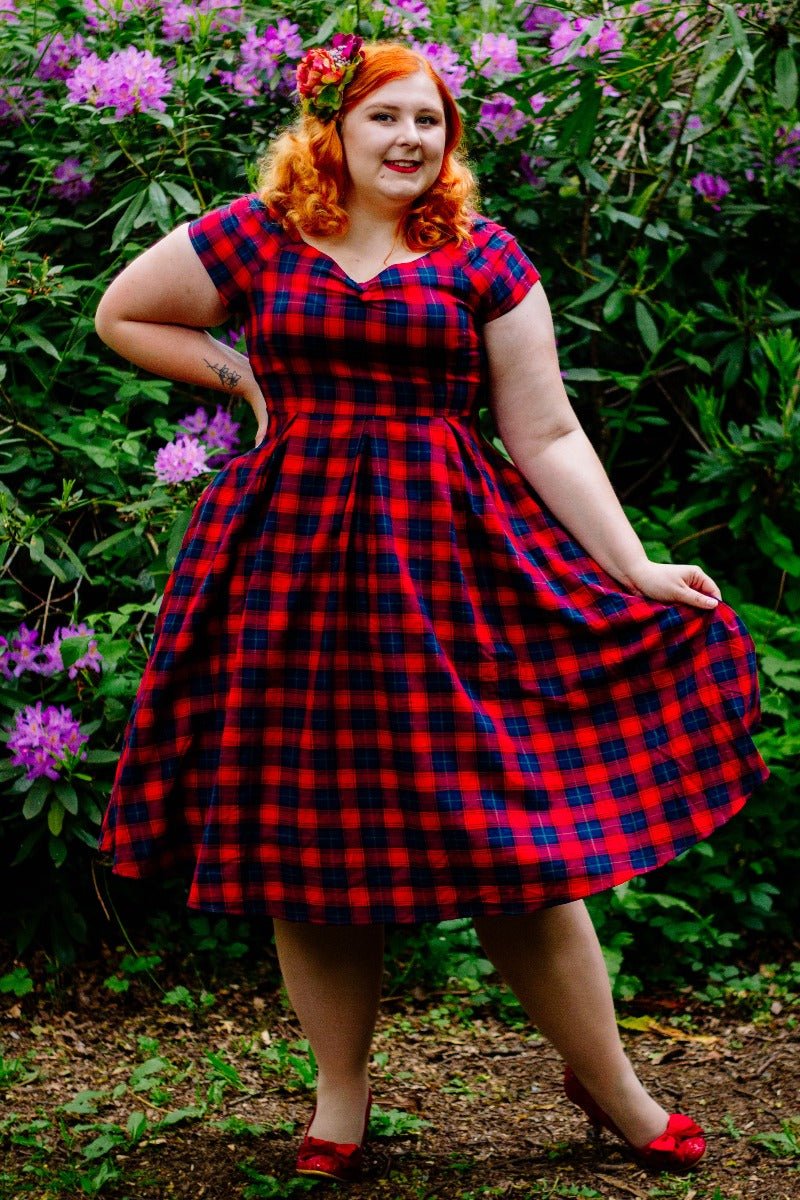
[0,1049,38,1087]
[0,0,798,978]
[238,1165,317,1198]
[0,965,34,996]
[257,1036,318,1091]
[368,1104,431,1138]
[751,1118,800,1158]
[162,983,216,1013]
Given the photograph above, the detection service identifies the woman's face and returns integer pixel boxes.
[339,72,447,213]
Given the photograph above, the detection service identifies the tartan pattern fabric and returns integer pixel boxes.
[98,195,770,924]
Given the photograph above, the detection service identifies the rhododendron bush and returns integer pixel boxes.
[1,0,799,964]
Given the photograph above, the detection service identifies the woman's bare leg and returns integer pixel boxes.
[472,900,670,1147]
[272,919,384,1142]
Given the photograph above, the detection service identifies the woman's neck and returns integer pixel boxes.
[340,198,408,251]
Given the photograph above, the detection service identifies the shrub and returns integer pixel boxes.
[1,0,798,971]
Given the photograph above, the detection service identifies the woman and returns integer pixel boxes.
[96,38,769,1183]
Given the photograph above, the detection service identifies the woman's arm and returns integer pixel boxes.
[483,284,720,609]
[95,225,269,443]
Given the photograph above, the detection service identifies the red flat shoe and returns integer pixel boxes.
[296,1088,372,1183]
[563,1066,705,1172]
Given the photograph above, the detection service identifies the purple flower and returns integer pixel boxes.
[671,7,696,41]
[204,407,240,456]
[219,20,302,103]
[66,46,172,119]
[471,32,521,79]
[529,92,548,115]
[663,111,703,140]
[154,435,210,483]
[177,405,240,460]
[410,41,467,99]
[477,94,527,144]
[549,17,624,66]
[177,406,209,435]
[378,0,431,34]
[35,32,89,81]
[522,4,565,34]
[774,126,800,173]
[217,68,262,104]
[691,173,731,210]
[6,702,89,782]
[1,620,103,679]
[161,0,243,43]
[50,157,93,203]
[224,324,246,347]
[0,0,19,22]
[520,152,549,189]
[0,624,44,679]
[0,83,45,126]
[83,0,155,30]
[43,624,103,679]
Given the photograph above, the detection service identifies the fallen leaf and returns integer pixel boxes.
[617,1015,717,1044]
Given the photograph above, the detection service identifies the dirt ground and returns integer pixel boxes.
[1,952,798,1200]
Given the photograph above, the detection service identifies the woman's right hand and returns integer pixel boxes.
[243,386,270,446]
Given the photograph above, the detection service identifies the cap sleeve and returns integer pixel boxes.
[468,218,541,324]
[187,194,277,311]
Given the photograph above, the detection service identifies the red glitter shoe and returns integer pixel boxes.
[296,1089,372,1183]
[563,1066,706,1171]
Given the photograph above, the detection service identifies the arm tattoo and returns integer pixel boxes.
[203,358,241,390]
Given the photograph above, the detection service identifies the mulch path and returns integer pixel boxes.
[1,951,798,1200]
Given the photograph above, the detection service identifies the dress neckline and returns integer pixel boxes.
[293,235,447,289]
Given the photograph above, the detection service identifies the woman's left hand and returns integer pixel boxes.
[623,560,722,610]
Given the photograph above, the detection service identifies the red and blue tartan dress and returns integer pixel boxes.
[98,194,769,924]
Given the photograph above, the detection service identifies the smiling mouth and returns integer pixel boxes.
[384,161,422,173]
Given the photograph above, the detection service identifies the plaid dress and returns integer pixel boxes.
[98,194,769,924]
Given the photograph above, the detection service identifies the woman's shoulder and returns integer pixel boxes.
[466,212,522,252]
[213,193,287,237]
[449,212,529,274]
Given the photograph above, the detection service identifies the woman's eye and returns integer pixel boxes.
[370,113,440,125]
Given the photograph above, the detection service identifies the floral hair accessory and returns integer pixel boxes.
[295,33,365,122]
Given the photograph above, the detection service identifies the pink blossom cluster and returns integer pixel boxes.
[154,434,210,483]
[0,0,19,21]
[177,404,241,459]
[225,324,246,347]
[774,126,800,173]
[161,0,243,44]
[663,111,703,140]
[471,32,521,79]
[378,0,432,35]
[83,0,156,30]
[50,157,93,203]
[477,94,527,144]
[35,32,89,81]
[522,5,564,34]
[410,41,467,99]
[0,84,45,127]
[0,622,103,681]
[66,45,172,119]
[520,152,549,189]
[6,702,89,782]
[219,20,303,105]
[691,173,730,210]
[549,17,624,66]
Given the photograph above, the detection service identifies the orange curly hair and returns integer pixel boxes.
[257,42,478,250]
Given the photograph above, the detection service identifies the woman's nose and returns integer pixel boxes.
[395,119,422,146]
